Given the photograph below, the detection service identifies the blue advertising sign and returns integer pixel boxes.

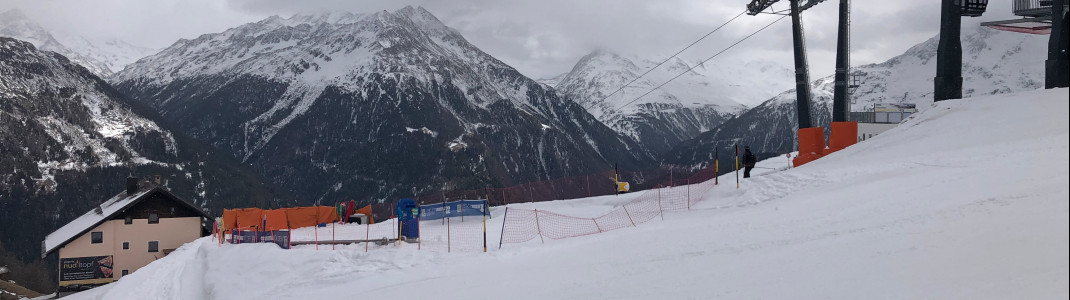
[418,199,489,221]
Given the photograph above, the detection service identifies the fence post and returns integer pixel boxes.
[502,189,507,205]
[623,205,636,227]
[482,206,487,253]
[593,218,603,233]
[534,209,545,244]
[586,175,591,197]
[657,185,664,221]
[365,221,370,252]
[498,207,509,249]
[687,178,691,210]
[447,217,451,253]
[332,220,336,250]
[528,184,534,203]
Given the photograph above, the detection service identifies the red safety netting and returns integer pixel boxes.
[499,162,725,245]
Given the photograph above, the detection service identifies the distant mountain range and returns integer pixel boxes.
[0,37,285,263]
[112,6,653,206]
[0,9,158,77]
[663,25,1049,167]
[552,50,792,156]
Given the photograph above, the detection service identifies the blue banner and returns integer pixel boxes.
[419,199,489,221]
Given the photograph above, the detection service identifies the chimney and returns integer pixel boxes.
[126,177,138,195]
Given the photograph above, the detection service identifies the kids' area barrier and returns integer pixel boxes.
[499,164,720,246]
[211,161,726,252]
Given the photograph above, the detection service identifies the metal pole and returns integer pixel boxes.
[832,0,852,121]
[935,0,963,101]
[498,207,509,249]
[657,185,664,221]
[735,145,740,189]
[687,178,691,210]
[790,0,814,128]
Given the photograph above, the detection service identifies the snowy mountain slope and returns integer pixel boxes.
[69,88,1069,299]
[0,37,285,263]
[53,33,159,74]
[114,7,653,205]
[663,26,1049,166]
[555,50,791,155]
[0,9,119,77]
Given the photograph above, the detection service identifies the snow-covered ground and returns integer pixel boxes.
[69,89,1068,299]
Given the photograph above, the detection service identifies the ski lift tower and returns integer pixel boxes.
[747,0,859,167]
[935,0,990,102]
[981,0,1069,88]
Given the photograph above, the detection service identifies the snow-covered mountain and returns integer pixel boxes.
[555,50,792,156]
[0,37,284,263]
[114,7,653,205]
[663,26,1049,166]
[0,9,156,77]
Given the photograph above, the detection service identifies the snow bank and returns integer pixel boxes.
[69,89,1069,299]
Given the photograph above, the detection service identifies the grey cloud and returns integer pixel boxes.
[1,0,1022,80]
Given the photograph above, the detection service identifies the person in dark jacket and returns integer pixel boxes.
[743,146,758,178]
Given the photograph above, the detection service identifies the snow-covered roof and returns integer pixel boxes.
[40,183,206,258]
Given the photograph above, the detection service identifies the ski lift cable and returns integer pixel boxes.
[583,9,749,111]
[609,14,789,114]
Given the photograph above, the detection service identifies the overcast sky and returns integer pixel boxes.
[2,0,1017,80]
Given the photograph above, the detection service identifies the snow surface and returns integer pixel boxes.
[68,89,1068,299]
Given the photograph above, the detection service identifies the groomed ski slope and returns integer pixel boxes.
[71,89,1069,299]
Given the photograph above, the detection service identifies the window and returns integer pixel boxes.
[148,213,159,224]
[148,241,159,253]
[123,242,129,250]
[121,270,129,276]
[125,216,132,225]
[91,232,103,244]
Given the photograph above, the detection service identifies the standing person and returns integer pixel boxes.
[743,146,758,178]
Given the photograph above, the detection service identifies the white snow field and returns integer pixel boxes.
[70,88,1068,299]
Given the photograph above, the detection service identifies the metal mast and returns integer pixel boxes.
[832,0,851,122]
[934,0,964,102]
[789,0,814,128]
[747,0,825,129]
[1048,0,1069,88]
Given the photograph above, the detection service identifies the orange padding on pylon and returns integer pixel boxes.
[354,205,375,224]
[828,121,858,150]
[794,127,826,167]
[797,127,826,155]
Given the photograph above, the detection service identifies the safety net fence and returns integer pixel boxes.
[499,163,722,246]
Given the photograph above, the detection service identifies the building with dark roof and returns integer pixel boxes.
[41,177,209,292]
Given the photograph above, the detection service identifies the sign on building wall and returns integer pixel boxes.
[59,255,114,286]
